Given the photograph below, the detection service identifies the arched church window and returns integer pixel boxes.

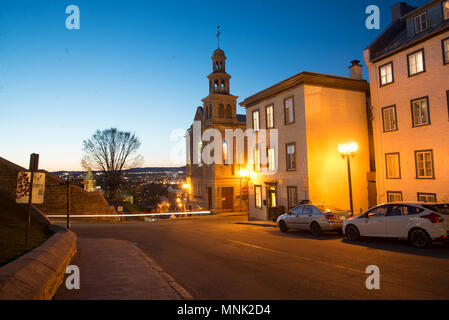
[226,104,232,119]
[214,80,219,91]
[218,104,225,118]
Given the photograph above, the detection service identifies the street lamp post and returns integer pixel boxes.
[338,142,358,216]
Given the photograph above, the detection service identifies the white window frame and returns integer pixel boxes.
[382,105,397,132]
[408,49,425,76]
[254,148,261,172]
[418,193,437,203]
[287,186,298,209]
[266,105,274,129]
[387,191,403,203]
[385,153,401,179]
[252,110,260,132]
[414,12,428,34]
[286,143,296,171]
[284,97,295,125]
[267,148,275,172]
[255,185,262,208]
[415,150,434,179]
[443,37,449,65]
[411,97,430,127]
[379,62,393,86]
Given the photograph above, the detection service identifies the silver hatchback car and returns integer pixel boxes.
[277,203,352,236]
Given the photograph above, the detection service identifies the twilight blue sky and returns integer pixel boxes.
[0,0,428,171]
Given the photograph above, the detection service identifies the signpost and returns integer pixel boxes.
[66,174,71,230]
[20,154,41,244]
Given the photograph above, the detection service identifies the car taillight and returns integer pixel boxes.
[422,213,444,223]
[325,214,336,221]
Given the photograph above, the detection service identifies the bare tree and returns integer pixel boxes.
[81,128,143,201]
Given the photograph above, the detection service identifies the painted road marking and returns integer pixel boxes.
[228,240,364,275]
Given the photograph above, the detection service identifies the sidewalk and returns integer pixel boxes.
[53,238,192,300]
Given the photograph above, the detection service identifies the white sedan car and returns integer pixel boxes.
[277,204,351,236]
[343,202,449,248]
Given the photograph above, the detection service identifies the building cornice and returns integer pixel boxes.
[240,72,369,108]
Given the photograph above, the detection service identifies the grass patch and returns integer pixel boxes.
[0,193,53,267]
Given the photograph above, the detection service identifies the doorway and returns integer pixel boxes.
[266,186,277,220]
[221,187,234,210]
[207,187,212,210]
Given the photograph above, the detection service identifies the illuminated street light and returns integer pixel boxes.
[338,142,359,156]
[338,142,358,216]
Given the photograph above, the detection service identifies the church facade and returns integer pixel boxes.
[185,48,247,212]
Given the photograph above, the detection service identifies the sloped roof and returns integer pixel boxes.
[367,0,449,62]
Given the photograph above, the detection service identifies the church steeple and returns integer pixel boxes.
[208,48,231,94]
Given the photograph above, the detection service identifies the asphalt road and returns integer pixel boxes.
[64,213,449,300]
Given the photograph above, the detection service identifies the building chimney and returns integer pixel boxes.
[391,2,416,21]
[349,60,363,80]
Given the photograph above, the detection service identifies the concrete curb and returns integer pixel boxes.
[136,247,193,300]
[0,226,77,300]
[234,221,277,228]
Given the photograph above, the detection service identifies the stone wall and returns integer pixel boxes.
[0,157,116,217]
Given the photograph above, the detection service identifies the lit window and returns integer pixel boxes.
[222,141,228,164]
[284,97,295,124]
[382,105,397,132]
[443,1,449,20]
[408,49,425,76]
[385,153,401,179]
[379,62,394,86]
[443,38,449,65]
[414,12,428,33]
[418,193,437,203]
[267,148,276,172]
[411,97,430,127]
[254,148,261,172]
[197,141,203,166]
[252,110,260,132]
[387,192,403,203]
[255,186,262,208]
[286,143,296,171]
[415,150,434,179]
[287,187,298,209]
[266,105,274,129]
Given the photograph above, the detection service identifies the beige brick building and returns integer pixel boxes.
[364,0,449,203]
[240,67,375,221]
[185,48,247,212]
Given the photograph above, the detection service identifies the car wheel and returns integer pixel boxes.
[310,222,322,237]
[345,225,360,241]
[279,220,288,233]
[409,228,431,248]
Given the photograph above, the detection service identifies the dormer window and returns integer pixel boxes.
[444,1,449,20]
[414,12,428,34]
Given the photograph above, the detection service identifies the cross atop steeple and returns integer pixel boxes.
[216,25,221,48]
